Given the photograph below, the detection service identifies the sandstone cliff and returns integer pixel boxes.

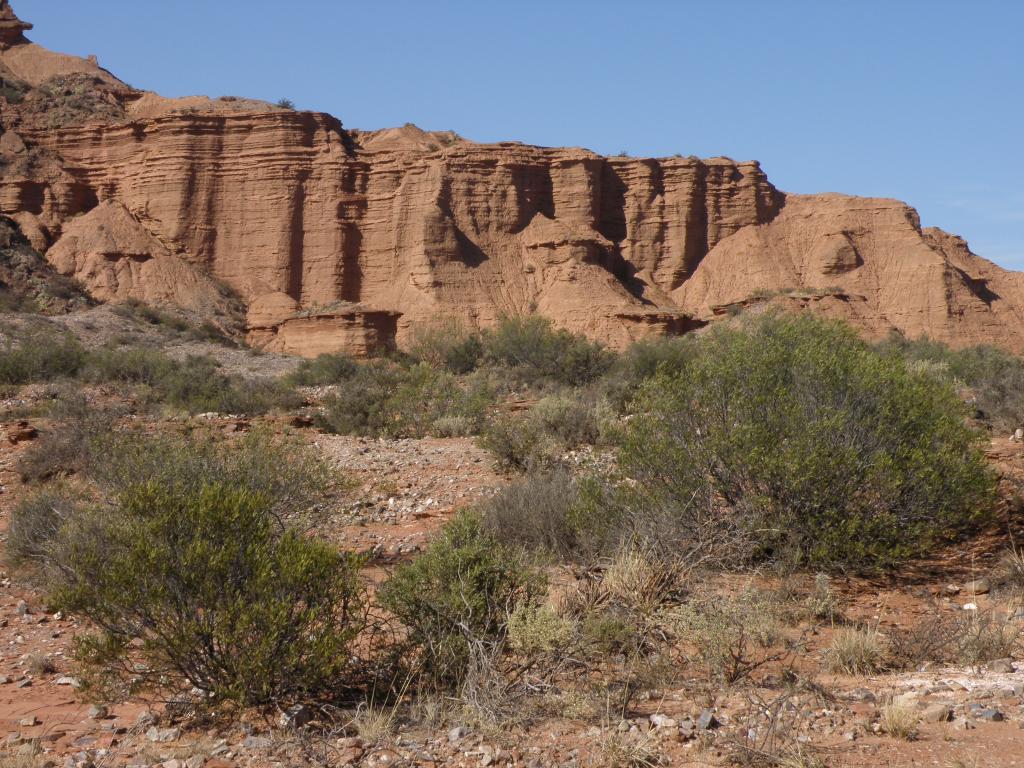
[1,1,1022,355]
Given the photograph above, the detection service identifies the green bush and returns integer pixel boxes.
[479,412,561,472]
[480,472,581,557]
[879,334,1024,431]
[7,484,80,570]
[619,314,996,570]
[407,321,484,375]
[82,345,174,386]
[18,392,125,482]
[287,352,359,386]
[480,316,614,387]
[480,395,599,472]
[598,336,694,413]
[317,362,492,438]
[0,329,84,384]
[379,512,546,687]
[54,481,365,706]
[155,355,300,414]
[90,427,339,527]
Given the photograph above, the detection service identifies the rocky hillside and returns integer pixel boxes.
[2,0,1023,355]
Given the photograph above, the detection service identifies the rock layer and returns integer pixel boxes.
[1,2,1023,355]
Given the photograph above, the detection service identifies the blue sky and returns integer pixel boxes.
[17,1,1024,268]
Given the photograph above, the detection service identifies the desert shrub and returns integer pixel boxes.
[879,334,1024,431]
[886,609,963,670]
[111,299,236,345]
[479,412,559,472]
[598,335,694,413]
[430,415,477,437]
[7,484,80,569]
[619,314,996,570]
[479,315,615,387]
[27,652,57,677]
[531,395,601,445]
[825,627,888,675]
[155,355,300,414]
[0,329,84,384]
[506,603,575,658]
[879,701,918,740]
[54,481,365,706]
[318,362,492,438]
[379,512,547,687]
[18,392,125,482]
[81,344,174,386]
[956,610,1021,669]
[563,550,688,711]
[286,352,359,386]
[480,395,600,472]
[994,546,1024,593]
[407,320,484,374]
[803,574,841,623]
[480,472,582,557]
[672,590,785,684]
[90,427,338,528]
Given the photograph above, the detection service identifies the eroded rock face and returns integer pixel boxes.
[674,194,1024,350]
[1,1,1023,355]
[18,113,782,351]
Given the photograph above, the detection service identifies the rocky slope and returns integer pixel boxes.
[1,1,1023,354]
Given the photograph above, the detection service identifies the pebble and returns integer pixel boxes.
[146,726,181,743]
[965,579,990,596]
[696,709,720,730]
[448,725,470,743]
[921,703,953,723]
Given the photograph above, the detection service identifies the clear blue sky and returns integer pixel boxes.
[16,1,1024,268]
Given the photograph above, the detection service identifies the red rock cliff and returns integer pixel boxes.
[2,2,1023,355]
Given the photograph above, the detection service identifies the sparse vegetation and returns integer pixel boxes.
[826,627,888,675]
[616,313,997,569]
[286,351,359,386]
[879,333,1024,431]
[879,701,919,740]
[379,512,547,687]
[55,481,366,706]
[317,361,492,438]
[0,327,85,384]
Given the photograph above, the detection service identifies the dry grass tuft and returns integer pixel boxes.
[880,702,918,740]
[825,627,887,675]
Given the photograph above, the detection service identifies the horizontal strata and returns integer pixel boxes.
[2,13,1024,354]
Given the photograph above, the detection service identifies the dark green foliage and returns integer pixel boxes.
[879,333,1024,431]
[618,314,997,569]
[287,352,359,386]
[407,321,485,375]
[598,335,694,412]
[0,328,85,384]
[317,361,492,438]
[82,345,175,386]
[480,315,614,387]
[54,482,365,706]
[89,428,339,528]
[155,355,300,415]
[379,512,546,686]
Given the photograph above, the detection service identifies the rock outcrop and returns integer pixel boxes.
[1,1,1023,355]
